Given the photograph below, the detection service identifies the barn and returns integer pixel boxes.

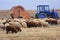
[10,6,31,19]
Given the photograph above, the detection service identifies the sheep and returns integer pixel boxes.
[41,21,49,27]
[45,18,58,25]
[0,18,7,30]
[1,18,7,24]
[0,23,5,30]
[26,18,49,27]
[25,19,42,27]
[0,20,2,23]
[14,18,27,23]
[8,22,22,28]
[32,19,42,27]
[5,18,28,28]
[14,18,20,22]
[57,19,60,24]
[19,18,49,27]
[14,18,37,28]
[38,19,49,27]
[4,22,22,34]
[21,21,27,28]
[26,20,36,27]
[8,22,22,31]
[8,18,49,28]
[6,25,18,34]
[7,19,14,22]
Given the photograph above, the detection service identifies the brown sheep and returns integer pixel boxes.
[34,21,42,27]
[45,19,58,25]
[6,25,17,34]
[25,19,42,27]
[6,23,22,34]
[26,21,36,28]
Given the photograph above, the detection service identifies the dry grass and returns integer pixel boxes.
[0,25,60,40]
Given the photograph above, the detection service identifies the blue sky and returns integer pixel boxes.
[0,0,60,10]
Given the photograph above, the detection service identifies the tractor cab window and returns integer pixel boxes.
[39,6,49,11]
[37,6,45,13]
[40,6,44,11]
[45,6,49,11]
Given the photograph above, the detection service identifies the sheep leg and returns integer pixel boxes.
[12,31,13,33]
[19,29,22,32]
[13,28,18,33]
[41,24,43,28]
[18,28,22,32]
[6,30,9,34]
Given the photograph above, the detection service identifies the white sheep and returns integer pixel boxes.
[0,20,2,23]
[32,19,39,23]
[1,19,7,24]
[5,23,10,27]
[4,18,27,28]
[41,21,49,27]
[14,18,27,23]
[38,19,49,27]
[0,23,5,30]
[21,22,27,28]
[9,22,22,28]
[57,20,60,24]
[7,19,14,22]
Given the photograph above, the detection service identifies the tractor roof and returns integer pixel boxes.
[37,5,49,7]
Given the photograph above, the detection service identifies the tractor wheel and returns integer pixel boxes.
[38,13,48,18]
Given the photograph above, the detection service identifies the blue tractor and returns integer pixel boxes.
[35,5,58,19]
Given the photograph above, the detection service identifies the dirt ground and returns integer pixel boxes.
[0,25,60,40]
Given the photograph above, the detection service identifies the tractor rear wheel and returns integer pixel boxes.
[38,13,48,18]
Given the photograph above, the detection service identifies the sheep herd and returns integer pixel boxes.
[0,18,60,34]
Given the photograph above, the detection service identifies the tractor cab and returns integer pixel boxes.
[37,5,49,12]
[36,5,50,18]
[35,5,58,18]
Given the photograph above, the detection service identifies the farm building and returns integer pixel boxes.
[10,6,31,19]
